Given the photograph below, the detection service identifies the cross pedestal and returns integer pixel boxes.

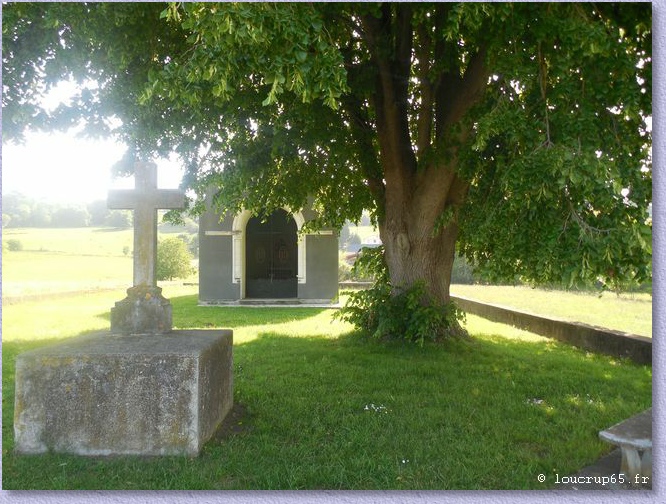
[108,161,185,334]
[14,161,234,457]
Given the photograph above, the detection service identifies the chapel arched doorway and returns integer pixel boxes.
[245,209,298,298]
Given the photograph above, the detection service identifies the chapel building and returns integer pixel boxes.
[198,199,339,304]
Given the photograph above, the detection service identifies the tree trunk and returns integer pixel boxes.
[376,159,469,338]
[378,158,468,306]
[357,4,486,338]
[380,211,458,305]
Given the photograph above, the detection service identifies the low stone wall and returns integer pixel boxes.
[451,295,652,366]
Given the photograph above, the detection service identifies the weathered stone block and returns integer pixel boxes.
[14,330,233,456]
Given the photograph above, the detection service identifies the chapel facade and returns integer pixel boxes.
[198,200,339,304]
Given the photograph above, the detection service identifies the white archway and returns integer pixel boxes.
[231,208,307,298]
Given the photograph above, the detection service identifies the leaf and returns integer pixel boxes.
[295,50,308,63]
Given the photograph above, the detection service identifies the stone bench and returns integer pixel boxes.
[599,408,652,481]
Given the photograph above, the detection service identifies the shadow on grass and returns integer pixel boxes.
[169,294,330,328]
[2,329,652,490]
[92,294,330,328]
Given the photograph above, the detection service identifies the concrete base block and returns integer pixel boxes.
[14,330,233,456]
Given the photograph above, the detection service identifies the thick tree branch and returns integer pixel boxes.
[394,4,413,100]
[415,22,433,157]
[339,91,386,209]
[338,35,386,212]
[360,4,417,203]
[436,45,489,137]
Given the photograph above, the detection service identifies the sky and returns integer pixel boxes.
[1,80,185,205]
[2,133,183,204]
[1,131,185,205]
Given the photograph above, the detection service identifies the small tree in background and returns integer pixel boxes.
[106,210,132,228]
[156,237,194,281]
[6,239,23,252]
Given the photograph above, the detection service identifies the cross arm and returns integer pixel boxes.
[108,189,186,210]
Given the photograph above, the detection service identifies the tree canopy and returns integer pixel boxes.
[3,2,652,335]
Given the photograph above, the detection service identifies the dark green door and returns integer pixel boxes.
[246,209,298,298]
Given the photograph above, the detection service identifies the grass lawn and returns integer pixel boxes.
[2,227,197,298]
[1,230,653,489]
[2,288,652,490]
[451,284,652,337]
[2,227,135,256]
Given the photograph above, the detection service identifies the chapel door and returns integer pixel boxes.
[245,209,298,298]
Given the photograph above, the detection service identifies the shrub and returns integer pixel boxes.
[6,239,23,251]
[156,237,194,281]
[335,246,466,345]
[106,210,132,228]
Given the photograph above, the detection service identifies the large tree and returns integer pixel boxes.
[3,2,652,337]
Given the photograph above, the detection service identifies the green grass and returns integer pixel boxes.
[1,227,652,489]
[2,227,196,297]
[451,284,652,337]
[2,289,652,490]
[3,251,133,297]
[2,227,135,256]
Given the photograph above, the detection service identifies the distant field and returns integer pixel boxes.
[1,226,194,339]
[2,227,194,297]
[2,227,652,337]
[3,228,127,297]
[451,284,652,338]
[2,251,132,297]
[3,227,134,256]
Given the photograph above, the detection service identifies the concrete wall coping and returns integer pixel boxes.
[451,295,651,365]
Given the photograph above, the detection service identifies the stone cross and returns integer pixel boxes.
[107,161,185,335]
[108,161,185,287]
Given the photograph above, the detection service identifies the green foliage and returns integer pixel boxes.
[456,3,652,290]
[156,237,194,281]
[451,254,476,285]
[2,3,652,326]
[336,247,466,344]
[168,232,199,258]
[337,259,352,282]
[157,2,349,109]
[6,239,23,252]
[338,281,466,345]
[105,210,132,228]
